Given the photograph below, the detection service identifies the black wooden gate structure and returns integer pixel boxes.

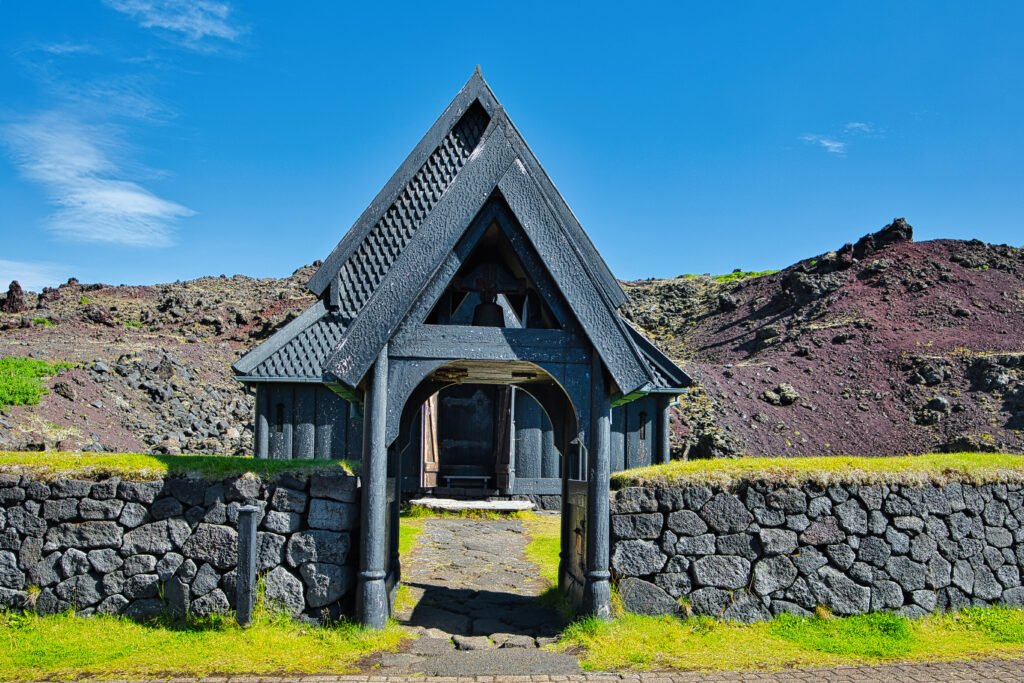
[234,69,688,627]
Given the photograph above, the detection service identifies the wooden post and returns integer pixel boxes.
[657,395,672,465]
[583,355,612,618]
[357,344,389,629]
[254,386,268,460]
[235,505,259,627]
[389,441,402,598]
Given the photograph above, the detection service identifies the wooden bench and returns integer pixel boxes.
[442,474,492,489]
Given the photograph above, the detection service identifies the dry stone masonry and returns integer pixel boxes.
[0,470,359,622]
[611,480,1024,621]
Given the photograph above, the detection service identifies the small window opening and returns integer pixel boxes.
[639,412,647,439]
[275,403,285,433]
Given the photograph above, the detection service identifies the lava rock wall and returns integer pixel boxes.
[0,470,360,621]
[611,481,1024,620]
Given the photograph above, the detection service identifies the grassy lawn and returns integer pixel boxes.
[613,451,1024,489]
[556,608,1024,671]
[0,451,358,481]
[0,610,404,680]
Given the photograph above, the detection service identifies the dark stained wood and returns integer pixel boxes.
[496,162,650,395]
[390,325,588,364]
[308,70,500,297]
[327,120,518,387]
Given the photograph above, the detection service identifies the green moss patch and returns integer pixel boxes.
[612,452,1024,490]
[0,357,73,410]
[0,451,358,482]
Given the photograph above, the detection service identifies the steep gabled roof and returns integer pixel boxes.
[232,300,348,382]
[237,70,688,399]
[307,69,627,311]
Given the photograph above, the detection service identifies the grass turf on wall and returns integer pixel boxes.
[612,452,1024,490]
[0,451,358,482]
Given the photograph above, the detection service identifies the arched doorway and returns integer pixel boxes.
[372,355,604,629]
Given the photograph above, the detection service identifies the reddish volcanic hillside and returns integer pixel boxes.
[623,220,1024,458]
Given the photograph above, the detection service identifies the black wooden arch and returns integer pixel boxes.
[386,358,585,452]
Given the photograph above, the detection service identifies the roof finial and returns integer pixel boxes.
[475,64,481,76]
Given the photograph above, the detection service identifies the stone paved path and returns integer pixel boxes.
[386,515,574,675]
[61,658,1024,682]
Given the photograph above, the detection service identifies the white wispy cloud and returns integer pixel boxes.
[800,122,881,156]
[104,0,241,46]
[0,260,68,292]
[844,122,874,134]
[800,134,847,155]
[39,42,96,55]
[3,112,194,246]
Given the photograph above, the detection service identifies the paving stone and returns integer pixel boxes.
[453,635,495,651]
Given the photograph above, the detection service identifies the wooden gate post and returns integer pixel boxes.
[583,355,612,618]
[357,344,390,628]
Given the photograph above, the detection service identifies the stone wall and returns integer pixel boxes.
[0,470,360,621]
[610,481,1024,621]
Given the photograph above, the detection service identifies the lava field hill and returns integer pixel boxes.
[622,219,1024,458]
[1,219,1022,459]
[0,264,318,454]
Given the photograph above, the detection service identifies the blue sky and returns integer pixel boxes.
[1,2,1022,291]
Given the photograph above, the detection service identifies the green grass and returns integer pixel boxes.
[523,513,561,586]
[401,504,531,520]
[0,608,403,679]
[522,512,577,619]
[674,269,779,282]
[954,606,1024,643]
[0,451,358,482]
[123,321,142,328]
[398,512,425,556]
[556,608,1024,671]
[769,612,913,658]
[78,297,90,305]
[29,318,54,327]
[613,452,1024,490]
[710,269,779,282]
[0,357,73,410]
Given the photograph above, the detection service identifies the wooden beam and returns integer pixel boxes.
[497,162,650,395]
[389,325,588,364]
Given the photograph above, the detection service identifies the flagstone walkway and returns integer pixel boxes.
[386,515,574,675]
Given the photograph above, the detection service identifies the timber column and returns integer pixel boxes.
[357,344,389,628]
[657,394,672,464]
[583,355,612,618]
